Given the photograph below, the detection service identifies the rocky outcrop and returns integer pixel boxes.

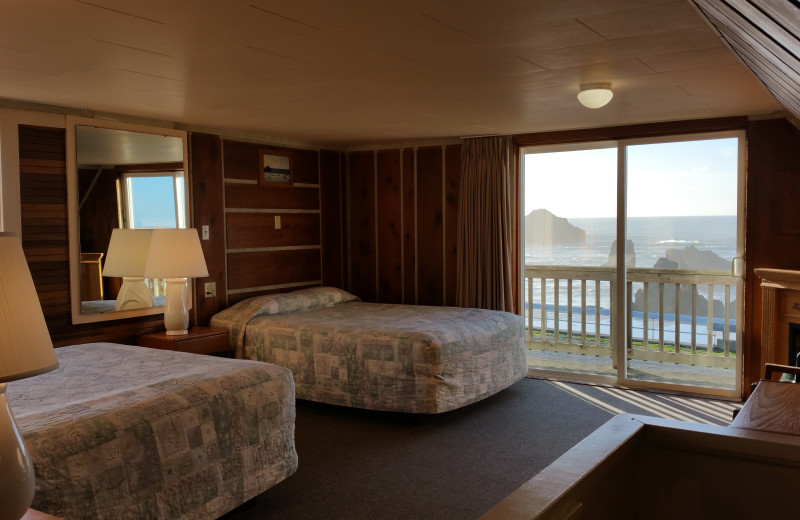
[631,284,726,318]
[525,209,586,246]
[663,244,730,271]
[603,239,636,267]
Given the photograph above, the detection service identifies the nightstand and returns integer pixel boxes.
[137,326,231,357]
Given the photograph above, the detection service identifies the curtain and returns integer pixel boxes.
[455,136,517,312]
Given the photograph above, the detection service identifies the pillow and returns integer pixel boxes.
[227,286,359,316]
[210,287,359,355]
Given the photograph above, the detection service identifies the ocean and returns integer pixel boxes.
[524,215,739,346]
[525,215,738,268]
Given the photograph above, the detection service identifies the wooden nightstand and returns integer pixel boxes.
[24,509,62,520]
[137,326,231,357]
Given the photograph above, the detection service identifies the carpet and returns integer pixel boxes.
[226,378,741,520]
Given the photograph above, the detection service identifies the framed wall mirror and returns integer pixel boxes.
[66,116,190,324]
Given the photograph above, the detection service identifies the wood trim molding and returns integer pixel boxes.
[754,268,800,289]
[513,117,748,147]
[761,285,776,368]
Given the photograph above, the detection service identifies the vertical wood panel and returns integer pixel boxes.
[444,144,461,307]
[221,139,323,301]
[376,149,402,303]
[402,148,416,304]
[744,119,800,393]
[222,140,260,180]
[225,184,319,209]
[416,146,444,306]
[320,149,344,289]
[340,152,350,291]
[226,213,320,248]
[191,133,225,323]
[349,151,377,302]
[292,149,320,184]
[227,249,321,289]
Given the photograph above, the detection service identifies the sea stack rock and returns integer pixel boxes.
[525,209,587,246]
[603,239,637,267]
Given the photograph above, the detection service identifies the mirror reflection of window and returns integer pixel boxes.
[71,122,188,320]
[119,172,186,229]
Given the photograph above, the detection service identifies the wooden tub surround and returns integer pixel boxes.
[482,412,800,519]
[755,268,800,373]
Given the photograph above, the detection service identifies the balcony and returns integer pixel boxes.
[524,265,739,390]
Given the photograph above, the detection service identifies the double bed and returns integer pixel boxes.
[9,342,298,520]
[210,287,527,414]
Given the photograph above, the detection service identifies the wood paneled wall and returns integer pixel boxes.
[18,126,347,341]
[190,133,226,325]
[22,113,799,387]
[347,144,461,306]
[219,139,347,311]
[18,125,163,346]
[743,118,800,392]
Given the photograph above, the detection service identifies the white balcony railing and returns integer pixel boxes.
[524,265,739,370]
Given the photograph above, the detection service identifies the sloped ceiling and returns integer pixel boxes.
[691,0,800,123]
[0,0,788,148]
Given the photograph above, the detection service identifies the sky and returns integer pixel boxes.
[523,137,740,218]
[129,176,179,228]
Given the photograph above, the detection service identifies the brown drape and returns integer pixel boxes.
[455,136,517,312]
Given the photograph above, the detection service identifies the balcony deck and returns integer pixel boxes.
[524,265,740,392]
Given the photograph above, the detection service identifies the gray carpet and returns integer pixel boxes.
[226,378,740,520]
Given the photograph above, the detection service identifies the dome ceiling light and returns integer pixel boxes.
[578,82,613,109]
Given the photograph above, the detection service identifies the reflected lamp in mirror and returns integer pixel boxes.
[102,229,155,311]
[0,233,59,520]
[143,229,208,336]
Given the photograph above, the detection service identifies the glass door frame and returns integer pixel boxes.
[522,129,745,398]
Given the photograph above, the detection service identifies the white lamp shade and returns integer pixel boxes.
[102,228,154,277]
[142,229,207,335]
[143,228,209,279]
[0,233,58,383]
[577,82,613,109]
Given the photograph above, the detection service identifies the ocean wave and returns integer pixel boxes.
[657,239,700,245]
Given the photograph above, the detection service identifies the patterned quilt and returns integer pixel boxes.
[211,287,527,414]
[9,343,297,520]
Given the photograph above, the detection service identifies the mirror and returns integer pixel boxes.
[66,116,189,324]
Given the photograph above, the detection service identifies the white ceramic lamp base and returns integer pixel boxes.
[0,383,35,520]
[163,277,189,336]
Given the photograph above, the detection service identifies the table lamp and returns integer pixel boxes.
[102,228,155,310]
[0,233,59,520]
[143,228,208,335]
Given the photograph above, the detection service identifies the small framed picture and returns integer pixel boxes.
[259,149,292,187]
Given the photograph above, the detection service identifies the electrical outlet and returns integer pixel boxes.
[202,225,210,240]
[204,282,216,298]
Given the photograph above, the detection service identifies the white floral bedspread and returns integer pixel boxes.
[211,287,527,414]
[9,342,297,520]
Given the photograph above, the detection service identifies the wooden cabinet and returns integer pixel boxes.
[137,326,231,356]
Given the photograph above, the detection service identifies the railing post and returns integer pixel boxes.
[581,279,587,346]
[524,265,737,375]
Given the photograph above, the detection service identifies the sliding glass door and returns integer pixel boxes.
[523,143,619,378]
[522,131,744,397]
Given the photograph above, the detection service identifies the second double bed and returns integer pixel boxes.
[211,287,527,414]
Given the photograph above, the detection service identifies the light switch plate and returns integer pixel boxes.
[275,215,281,229]
[202,225,210,240]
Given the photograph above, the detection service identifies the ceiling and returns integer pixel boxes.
[0,0,787,149]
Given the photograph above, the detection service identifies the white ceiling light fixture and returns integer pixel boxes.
[578,82,614,109]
